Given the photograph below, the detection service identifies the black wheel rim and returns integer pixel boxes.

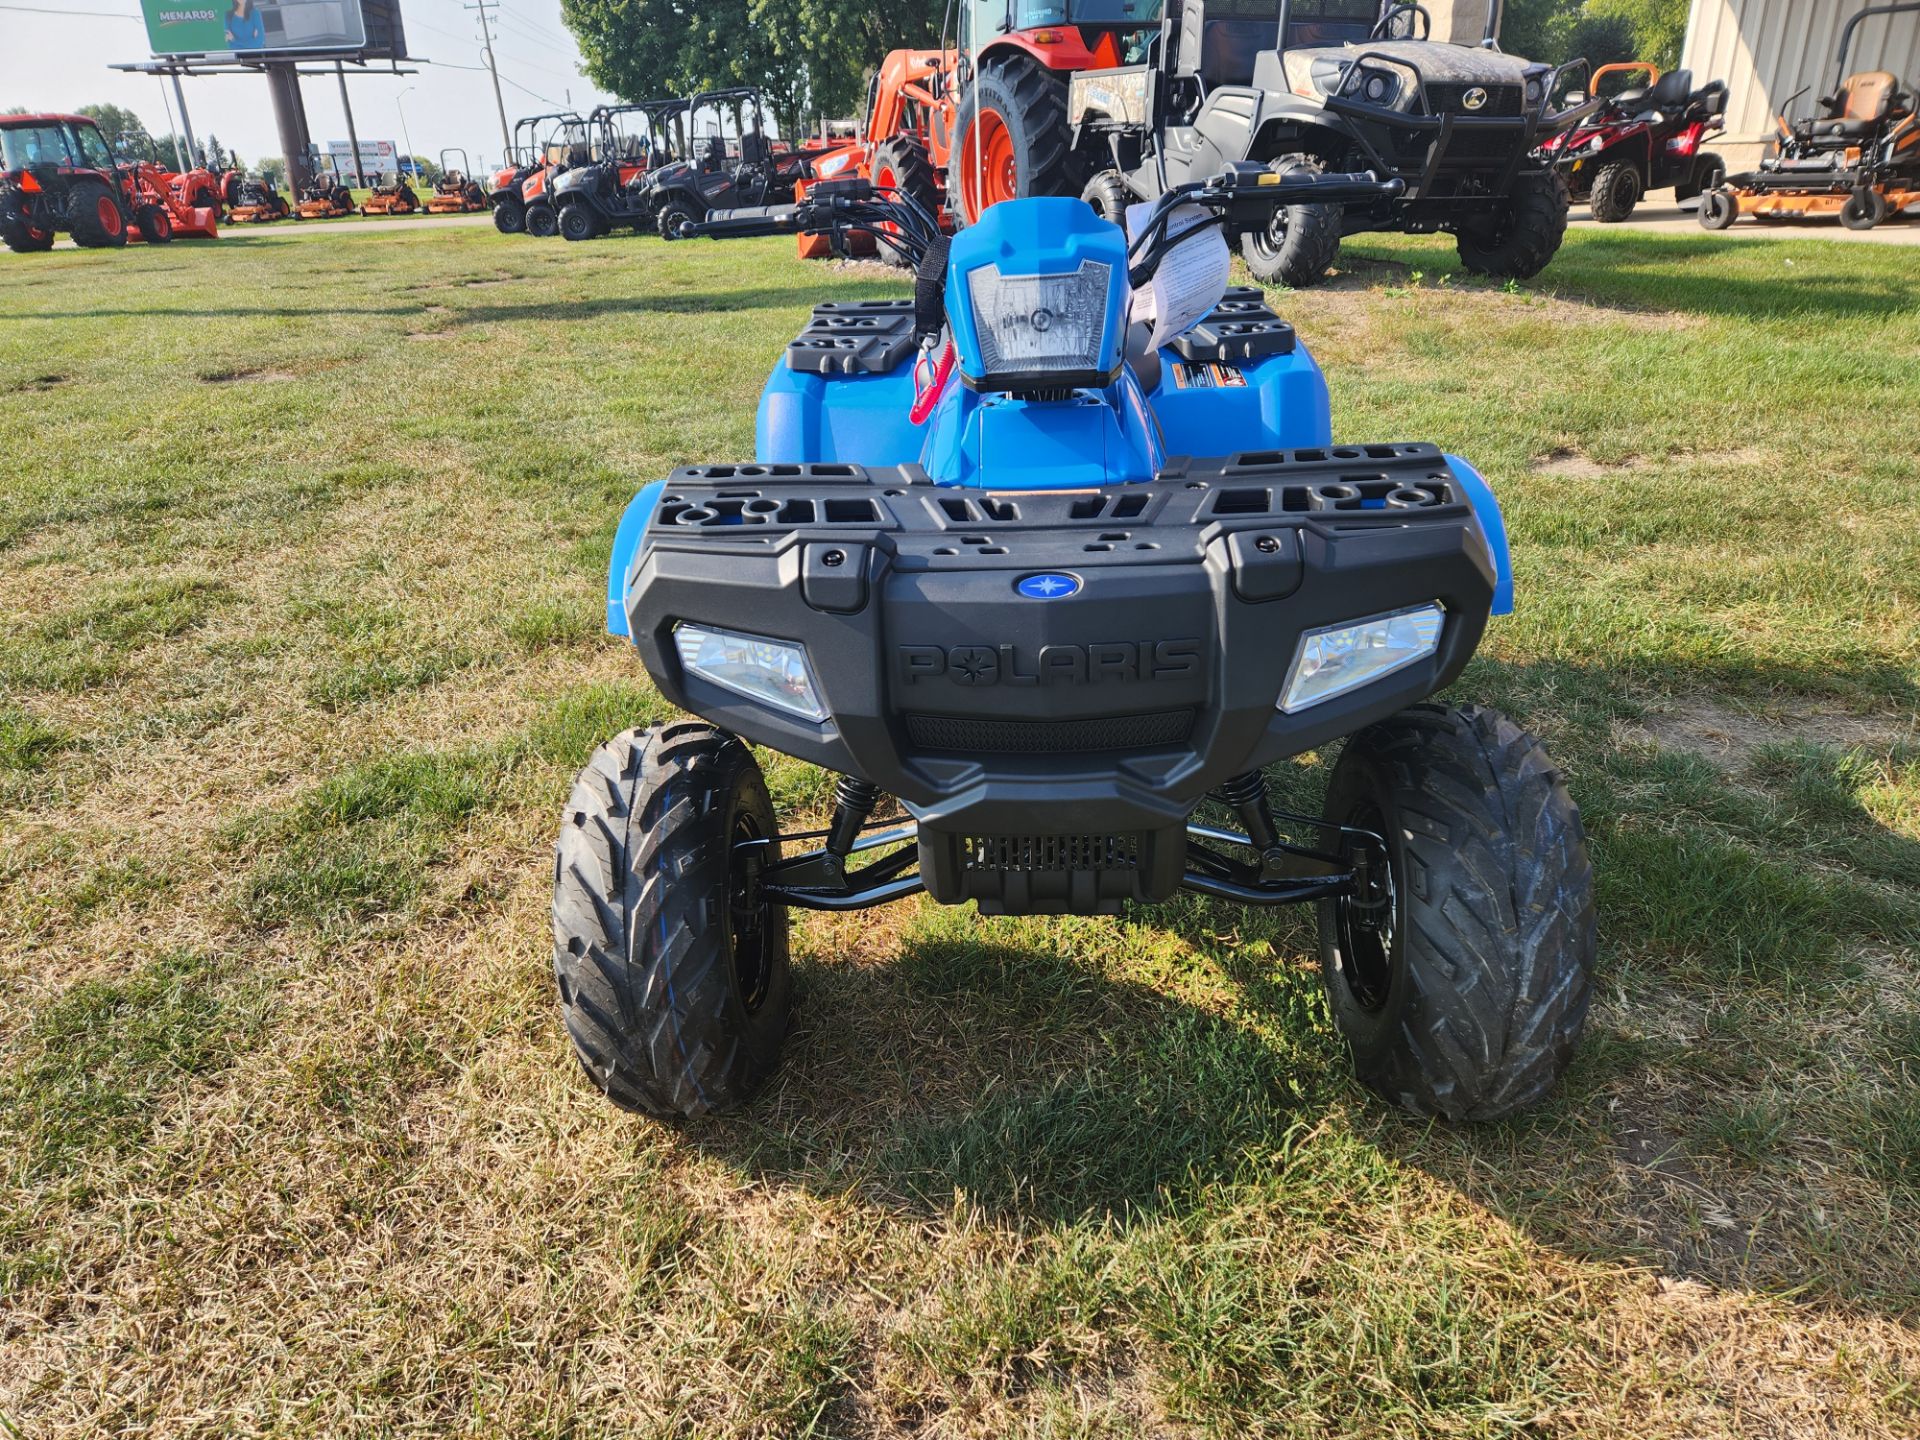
[1334,802,1397,1012]
[728,810,773,1013]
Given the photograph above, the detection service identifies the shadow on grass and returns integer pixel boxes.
[667,655,1920,1315]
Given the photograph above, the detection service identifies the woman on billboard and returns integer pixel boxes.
[224,0,266,49]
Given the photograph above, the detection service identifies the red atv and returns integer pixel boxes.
[0,112,175,252]
[1542,64,1728,222]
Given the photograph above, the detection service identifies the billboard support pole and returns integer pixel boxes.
[170,72,199,167]
[267,61,314,193]
[336,61,366,187]
[156,74,187,171]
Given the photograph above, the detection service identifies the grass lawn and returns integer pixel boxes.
[2,220,1917,1437]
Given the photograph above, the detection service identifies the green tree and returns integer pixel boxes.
[1588,0,1688,69]
[78,103,159,163]
[258,155,287,187]
[561,0,940,139]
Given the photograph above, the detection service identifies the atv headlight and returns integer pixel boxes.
[965,260,1114,385]
[673,623,826,721]
[1279,604,1444,713]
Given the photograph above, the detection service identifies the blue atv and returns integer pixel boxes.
[554,169,1595,1123]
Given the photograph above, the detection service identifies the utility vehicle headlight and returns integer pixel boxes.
[673,623,825,721]
[1279,605,1444,714]
[965,260,1113,381]
[1526,76,1545,107]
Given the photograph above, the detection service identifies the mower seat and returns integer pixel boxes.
[1803,72,1903,140]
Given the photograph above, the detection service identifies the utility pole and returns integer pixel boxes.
[465,0,513,157]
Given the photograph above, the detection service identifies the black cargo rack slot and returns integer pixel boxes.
[785,300,918,376]
[1171,286,1297,365]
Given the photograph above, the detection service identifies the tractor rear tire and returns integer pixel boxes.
[67,179,127,248]
[1239,155,1341,288]
[1080,169,1132,227]
[559,201,599,242]
[1455,167,1567,279]
[136,204,173,243]
[953,54,1080,224]
[1317,703,1595,1122]
[1841,187,1888,230]
[552,724,793,1119]
[1587,162,1641,223]
[493,198,526,234]
[1698,186,1737,229]
[525,202,558,238]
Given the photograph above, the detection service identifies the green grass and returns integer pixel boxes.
[2,221,1919,1437]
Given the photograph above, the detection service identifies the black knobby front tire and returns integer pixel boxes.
[558,201,598,242]
[1455,167,1568,279]
[656,197,700,240]
[954,55,1082,223]
[66,178,128,248]
[1841,187,1888,231]
[552,724,793,1119]
[1239,155,1341,288]
[136,204,173,243]
[1586,162,1641,223]
[1317,703,1595,1122]
[1080,169,1132,227]
[1698,186,1738,229]
[492,198,526,234]
[524,202,558,238]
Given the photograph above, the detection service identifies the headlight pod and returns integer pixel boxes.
[673,623,826,721]
[965,260,1115,386]
[1279,605,1444,714]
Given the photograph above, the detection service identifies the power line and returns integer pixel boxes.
[0,4,140,15]
[428,58,560,108]
[463,0,514,153]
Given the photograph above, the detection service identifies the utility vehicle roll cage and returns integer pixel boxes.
[592,99,689,163]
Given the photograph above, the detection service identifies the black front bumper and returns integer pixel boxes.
[625,446,1495,911]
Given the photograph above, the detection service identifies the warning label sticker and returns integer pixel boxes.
[1169,362,1248,390]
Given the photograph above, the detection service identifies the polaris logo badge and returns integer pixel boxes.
[1016,572,1081,600]
[1462,86,1489,110]
[897,640,1204,687]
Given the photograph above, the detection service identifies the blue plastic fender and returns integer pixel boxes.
[1147,345,1333,454]
[606,479,664,637]
[1444,455,1514,616]
[757,364,921,465]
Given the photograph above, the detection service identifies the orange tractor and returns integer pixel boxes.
[426,148,489,213]
[796,47,957,259]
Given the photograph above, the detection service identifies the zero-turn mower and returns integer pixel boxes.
[1701,2,1920,231]
[359,171,421,216]
[427,148,489,213]
[296,171,355,219]
[226,173,291,222]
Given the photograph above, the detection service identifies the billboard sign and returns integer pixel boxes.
[321,138,405,177]
[141,0,369,57]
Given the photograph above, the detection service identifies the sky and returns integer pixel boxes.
[0,0,622,171]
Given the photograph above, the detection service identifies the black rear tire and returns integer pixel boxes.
[67,179,128,248]
[1239,155,1341,288]
[871,136,942,266]
[1080,169,1132,227]
[552,724,793,1119]
[1698,186,1738,229]
[558,201,599,241]
[492,198,526,234]
[1455,167,1567,279]
[525,202,558,238]
[1317,702,1595,1121]
[1676,151,1724,203]
[953,54,1081,224]
[1586,162,1641,223]
[1841,187,1888,231]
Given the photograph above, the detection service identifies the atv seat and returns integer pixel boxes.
[1617,68,1692,114]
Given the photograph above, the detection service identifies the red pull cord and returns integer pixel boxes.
[909,340,955,426]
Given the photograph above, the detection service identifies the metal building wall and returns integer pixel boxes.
[1682,1,1920,167]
